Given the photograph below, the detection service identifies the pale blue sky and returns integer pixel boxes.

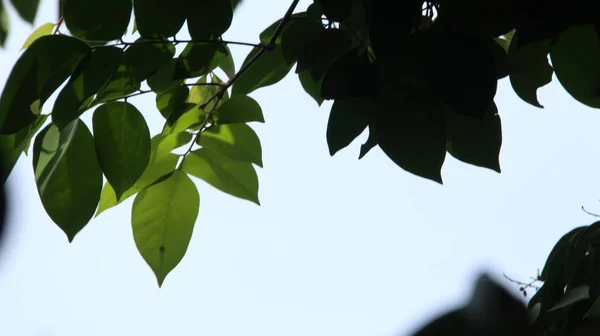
[0,1,599,336]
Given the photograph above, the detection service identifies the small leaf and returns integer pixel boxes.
[95,135,179,217]
[298,70,324,106]
[10,0,39,24]
[93,102,151,199]
[231,45,294,96]
[21,22,54,50]
[198,123,262,167]
[509,33,553,108]
[132,169,199,287]
[186,0,233,40]
[551,24,600,108]
[133,0,186,38]
[548,285,590,312]
[174,43,228,79]
[64,0,132,41]
[327,96,374,156]
[53,47,123,129]
[213,95,264,124]
[0,35,90,134]
[445,102,502,172]
[219,45,236,78]
[296,28,354,73]
[0,114,47,183]
[183,148,259,205]
[32,120,102,241]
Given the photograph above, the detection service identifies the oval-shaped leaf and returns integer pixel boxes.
[551,24,600,108]
[327,96,374,156]
[156,85,190,120]
[10,0,39,24]
[0,35,90,134]
[445,102,502,172]
[32,120,102,241]
[198,123,262,167]
[358,123,377,159]
[548,285,590,312]
[53,47,123,129]
[133,0,186,38]
[0,114,47,183]
[296,28,354,73]
[186,0,232,40]
[321,48,377,100]
[183,148,259,205]
[64,0,132,41]
[21,22,54,50]
[213,95,264,124]
[122,39,176,82]
[509,33,553,108]
[298,70,324,106]
[93,102,151,199]
[132,169,199,287]
[174,43,228,79]
[231,45,294,96]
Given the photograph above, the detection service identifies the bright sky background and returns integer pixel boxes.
[1,1,599,335]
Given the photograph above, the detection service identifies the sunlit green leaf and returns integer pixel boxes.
[32,120,102,241]
[10,0,39,24]
[155,131,191,162]
[0,114,47,183]
[133,0,185,38]
[0,35,89,134]
[64,0,131,41]
[327,96,373,156]
[198,123,262,167]
[93,102,151,199]
[163,104,206,134]
[183,148,259,205]
[132,169,199,287]
[213,95,264,124]
[53,47,123,129]
[21,22,54,50]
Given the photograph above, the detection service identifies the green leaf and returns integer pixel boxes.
[155,132,191,161]
[183,148,259,205]
[122,39,176,82]
[162,104,207,134]
[53,47,123,129]
[147,60,180,93]
[509,33,553,108]
[186,76,222,110]
[445,102,502,172]
[21,22,54,50]
[0,35,89,134]
[298,70,324,106]
[0,114,47,183]
[198,123,262,167]
[0,4,9,47]
[213,95,264,124]
[548,285,590,312]
[10,0,39,24]
[32,120,102,241]
[326,96,374,156]
[95,135,180,217]
[219,45,236,78]
[231,45,294,96]
[64,0,131,41]
[375,92,446,184]
[358,123,377,159]
[296,28,354,73]
[174,43,228,79]
[132,169,199,287]
[186,0,232,40]
[156,85,190,120]
[539,226,587,282]
[551,24,600,108]
[93,67,141,103]
[281,19,325,66]
[133,0,185,38]
[92,102,151,199]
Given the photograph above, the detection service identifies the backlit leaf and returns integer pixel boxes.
[132,169,199,287]
[21,22,54,50]
[0,114,47,183]
[231,45,293,96]
[174,43,228,79]
[186,0,233,39]
[327,96,374,156]
[213,95,264,124]
[198,123,262,167]
[64,0,132,41]
[133,0,185,38]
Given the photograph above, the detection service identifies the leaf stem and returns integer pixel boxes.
[54,17,63,35]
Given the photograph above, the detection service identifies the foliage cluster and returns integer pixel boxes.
[3,0,600,335]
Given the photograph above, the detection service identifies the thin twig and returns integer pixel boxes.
[582,206,600,217]
[105,90,152,103]
[54,17,63,35]
[102,38,264,49]
[503,273,542,290]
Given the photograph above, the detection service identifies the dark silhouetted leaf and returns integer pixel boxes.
[0,35,89,134]
[0,114,47,183]
[133,0,185,38]
[93,102,151,199]
[64,0,131,41]
[509,33,553,108]
[321,48,377,100]
[198,123,262,167]
[10,0,39,24]
[174,43,228,79]
[298,70,323,106]
[548,285,590,312]
[122,39,176,82]
[219,45,235,78]
[156,85,189,120]
[327,96,374,156]
[231,45,293,96]
[445,102,502,172]
[32,120,102,241]
[296,28,354,73]
[358,123,377,159]
[316,0,350,21]
[281,19,325,65]
[183,148,259,204]
[186,0,232,40]
[132,169,199,287]
[53,47,123,129]
[213,95,264,124]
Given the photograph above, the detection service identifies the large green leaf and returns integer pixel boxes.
[0,114,47,183]
[213,95,264,124]
[156,85,190,120]
[231,45,294,96]
[174,43,228,79]
[186,0,232,40]
[509,33,553,108]
[133,0,186,38]
[445,102,502,172]
[132,169,199,287]
[53,47,123,129]
[95,135,180,217]
[197,123,262,167]
[0,35,89,134]
[147,60,180,93]
[296,28,354,73]
[92,102,151,199]
[32,120,102,241]
[326,96,374,156]
[375,92,447,184]
[122,39,176,82]
[162,105,206,134]
[64,0,132,41]
[10,0,39,24]
[21,22,54,50]
[183,148,259,205]
[551,24,600,108]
